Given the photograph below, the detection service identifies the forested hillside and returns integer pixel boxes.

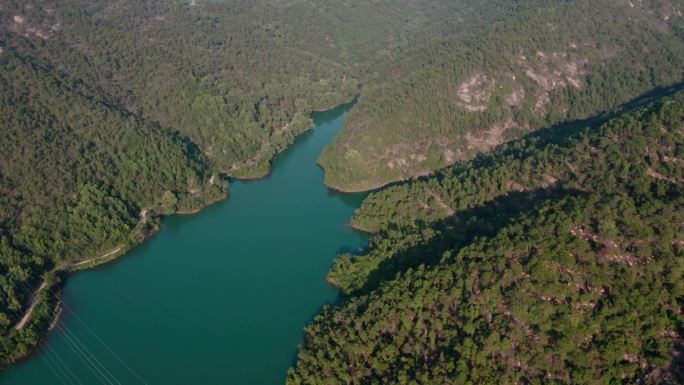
[289,92,684,384]
[1,0,683,377]
[2,0,531,179]
[0,41,227,366]
[319,0,684,191]
[0,0,481,366]
[1,0,352,178]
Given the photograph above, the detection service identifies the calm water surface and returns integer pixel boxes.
[1,103,366,385]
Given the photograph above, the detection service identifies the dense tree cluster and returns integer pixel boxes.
[290,93,684,384]
[0,0,503,368]
[0,0,479,366]
[351,85,684,234]
[0,43,225,366]
[1,0,683,377]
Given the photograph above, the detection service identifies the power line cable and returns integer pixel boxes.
[62,304,149,385]
[44,342,84,385]
[40,345,71,385]
[58,322,123,385]
[55,323,117,385]
[14,275,148,385]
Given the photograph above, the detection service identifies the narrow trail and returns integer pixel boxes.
[14,245,124,331]
[12,209,151,333]
[14,282,47,330]
[72,246,123,268]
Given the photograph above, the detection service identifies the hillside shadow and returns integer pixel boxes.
[372,82,684,192]
[348,187,587,296]
[478,81,684,162]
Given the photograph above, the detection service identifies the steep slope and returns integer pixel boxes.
[0,0,477,366]
[319,0,684,191]
[289,91,684,384]
[0,45,224,367]
[0,0,536,367]
[1,0,354,178]
[1,0,587,179]
[2,0,684,374]
[350,84,684,234]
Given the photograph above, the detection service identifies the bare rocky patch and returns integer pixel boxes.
[506,75,525,108]
[660,1,683,21]
[428,190,455,217]
[453,72,496,112]
[7,13,60,40]
[465,120,525,153]
[570,226,646,266]
[452,52,588,116]
[520,51,588,113]
[380,141,422,171]
[646,166,682,183]
[442,148,455,164]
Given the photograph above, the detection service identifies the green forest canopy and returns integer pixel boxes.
[319,0,684,191]
[1,0,683,377]
[289,89,684,385]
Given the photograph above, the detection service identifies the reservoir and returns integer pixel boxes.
[0,103,366,384]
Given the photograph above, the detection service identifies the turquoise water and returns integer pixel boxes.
[1,103,366,384]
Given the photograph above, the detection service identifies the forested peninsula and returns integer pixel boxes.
[1,0,683,382]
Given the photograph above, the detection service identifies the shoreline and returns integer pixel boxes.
[321,169,436,195]
[3,99,359,372]
[226,95,361,182]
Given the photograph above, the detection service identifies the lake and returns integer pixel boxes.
[0,103,367,385]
